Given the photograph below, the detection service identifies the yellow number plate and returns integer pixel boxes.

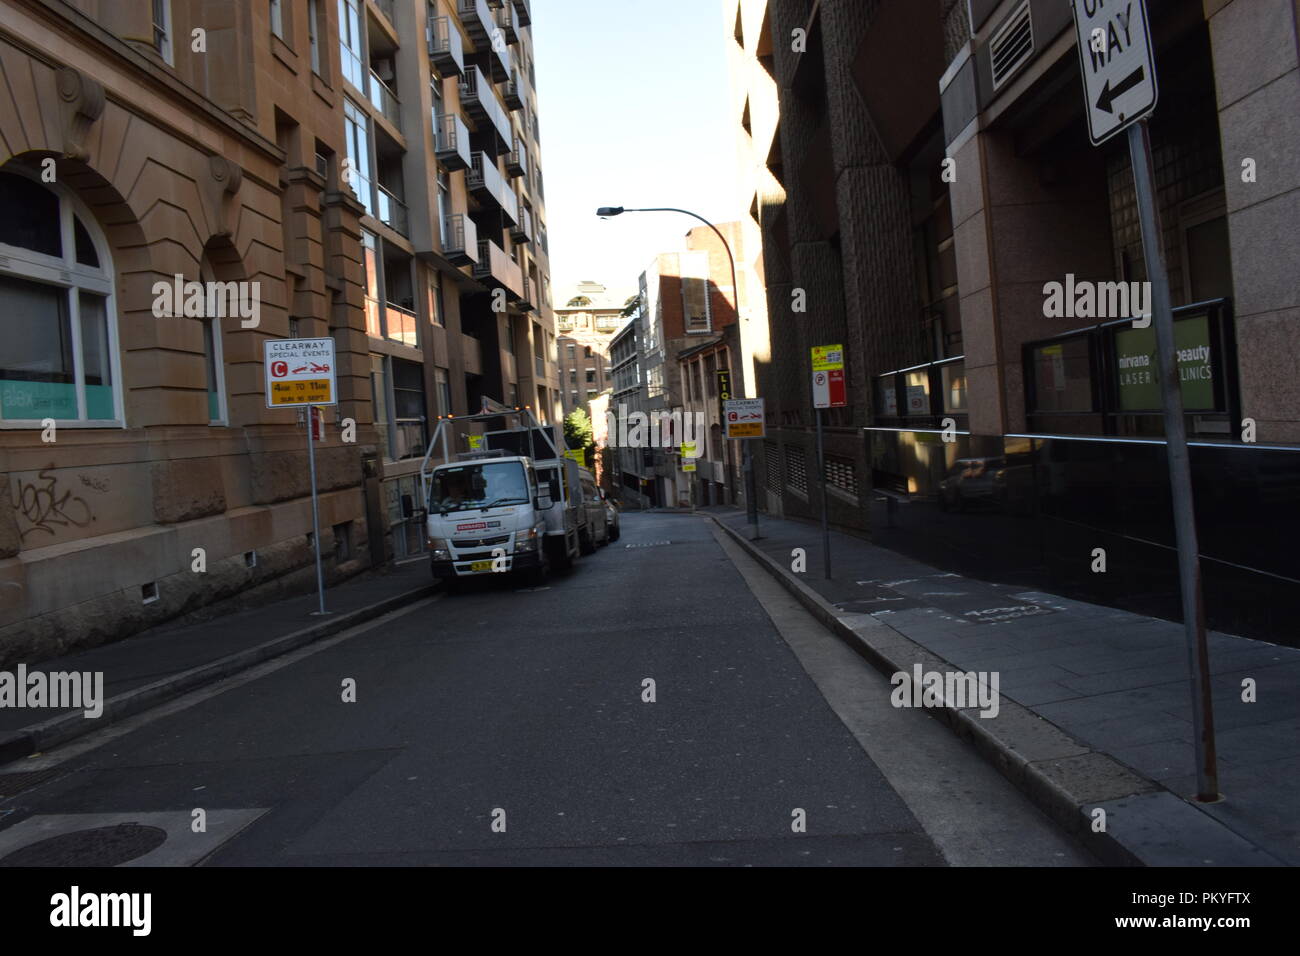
[469,561,494,572]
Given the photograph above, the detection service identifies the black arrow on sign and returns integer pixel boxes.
[1096,65,1145,114]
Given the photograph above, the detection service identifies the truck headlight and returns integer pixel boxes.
[514,528,539,553]
[428,537,450,560]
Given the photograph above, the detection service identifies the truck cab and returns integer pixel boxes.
[420,402,583,588]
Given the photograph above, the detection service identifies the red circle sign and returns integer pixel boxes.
[271,361,289,378]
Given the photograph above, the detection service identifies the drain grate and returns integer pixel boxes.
[0,823,167,867]
[0,768,65,799]
[624,540,673,549]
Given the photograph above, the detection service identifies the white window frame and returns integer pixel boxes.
[198,260,229,426]
[270,0,285,39]
[0,169,124,429]
[152,0,174,65]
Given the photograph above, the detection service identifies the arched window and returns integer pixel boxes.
[0,167,121,427]
[199,257,229,425]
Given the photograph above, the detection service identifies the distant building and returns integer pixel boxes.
[555,280,629,420]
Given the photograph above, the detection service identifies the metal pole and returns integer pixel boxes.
[816,406,830,579]
[1127,120,1218,801]
[306,405,327,615]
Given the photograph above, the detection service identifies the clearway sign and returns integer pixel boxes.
[265,338,337,408]
[1070,0,1157,145]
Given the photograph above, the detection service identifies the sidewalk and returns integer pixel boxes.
[0,560,436,765]
[706,507,1298,866]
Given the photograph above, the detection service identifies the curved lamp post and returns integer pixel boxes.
[596,205,759,535]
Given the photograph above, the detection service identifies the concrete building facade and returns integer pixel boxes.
[0,0,556,663]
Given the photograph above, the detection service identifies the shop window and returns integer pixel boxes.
[1029,336,1093,413]
[0,170,119,426]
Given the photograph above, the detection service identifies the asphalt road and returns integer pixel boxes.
[0,512,1095,866]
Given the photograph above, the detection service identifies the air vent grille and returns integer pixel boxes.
[990,2,1034,91]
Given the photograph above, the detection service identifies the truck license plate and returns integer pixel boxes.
[469,561,494,572]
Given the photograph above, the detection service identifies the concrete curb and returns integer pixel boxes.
[0,582,438,767]
[707,515,1280,867]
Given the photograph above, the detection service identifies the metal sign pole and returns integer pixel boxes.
[816,406,830,579]
[743,439,758,539]
[1127,119,1218,801]
[306,404,328,616]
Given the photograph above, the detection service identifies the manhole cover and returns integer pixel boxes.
[0,823,167,867]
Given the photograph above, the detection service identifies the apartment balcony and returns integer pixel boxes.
[518,276,535,312]
[377,184,409,237]
[368,71,402,129]
[472,238,523,298]
[503,70,524,111]
[497,2,519,45]
[509,206,531,245]
[458,65,513,150]
[467,152,518,224]
[385,302,418,348]
[513,0,531,27]
[374,0,396,27]
[506,139,527,178]
[457,0,494,44]
[462,333,484,377]
[443,213,478,265]
[435,113,472,171]
[427,16,464,77]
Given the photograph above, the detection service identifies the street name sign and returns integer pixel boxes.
[724,398,765,439]
[265,338,337,408]
[1070,0,1157,145]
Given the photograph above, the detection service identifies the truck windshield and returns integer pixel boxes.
[431,461,530,513]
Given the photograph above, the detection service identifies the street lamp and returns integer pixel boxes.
[596,205,758,536]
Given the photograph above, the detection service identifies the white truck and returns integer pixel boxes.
[419,402,583,588]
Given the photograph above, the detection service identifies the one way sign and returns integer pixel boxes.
[1070,0,1158,145]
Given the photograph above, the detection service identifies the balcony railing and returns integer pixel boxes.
[519,276,535,312]
[384,302,418,348]
[513,0,531,27]
[497,2,519,44]
[457,0,494,44]
[443,213,478,265]
[435,112,472,171]
[506,139,527,178]
[374,0,396,26]
[467,152,518,224]
[472,238,523,297]
[427,16,464,77]
[368,70,401,128]
[377,184,409,237]
[509,205,531,244]
[503,70,523,111]
[458,65,513,149]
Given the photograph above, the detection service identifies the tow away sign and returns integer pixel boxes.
[1070,0,1157,145]
[265,338,337,407]
[724,398,765,439]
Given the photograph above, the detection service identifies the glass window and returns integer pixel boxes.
[941,362,967,414]
[270,0,284,38]
[338,0,365,89]
[308,0,321,73]
[904,371,930,416]
[1030,337,1093,413]
[343,98,373,214]
[428,271,444,326]
[876,375,899,417]
[152,0,173,64]
[362,230,381,337]
[201,312,223,422]
[436,367,452,417]
[0,171,118,425]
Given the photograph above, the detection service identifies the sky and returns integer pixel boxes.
[532,0,741,304]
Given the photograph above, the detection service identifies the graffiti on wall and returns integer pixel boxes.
[11,467,97,540]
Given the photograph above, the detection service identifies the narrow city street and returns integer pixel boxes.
[2,512,1093,866]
